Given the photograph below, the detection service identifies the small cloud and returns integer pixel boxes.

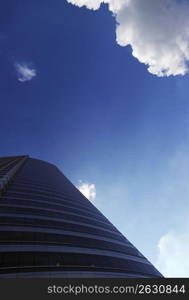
[15,63,37,82]
[156,230,189,277]
[77,180,96,203]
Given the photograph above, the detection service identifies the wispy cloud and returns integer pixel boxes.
[156,230,189,277]
[152,143,189,277]
[77,180,96,203]
[66,0,189,77]
[15,63,37,82]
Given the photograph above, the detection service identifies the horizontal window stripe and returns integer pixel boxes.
[0,202,112,228]
[13,178,69,191]
[0,211,120,236]
[0,270,154,278]
[0,231,142,258]
[11,182,70,196]
[0,197,109,225]
[14,176,88,202]
[0,245,151,265]
[2,195,105,222]
[9,182,108,222]
[0,204,113,230]
[4,192,99,215]
[11,183,93,206]
[0,226,134,249]
[7,187,92,209]
[0,242,139,260]
[0,203,114,231]
[0,252,162,277]
[0,214,124,241]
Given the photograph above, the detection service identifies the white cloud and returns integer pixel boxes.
[66,0,126,11]
[156,230,189,277]
[66,0,102,10]
[66,0,189,77]
[15,63,37,82]
[77,180,96,203]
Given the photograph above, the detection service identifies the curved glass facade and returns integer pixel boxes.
[0,156,162,278]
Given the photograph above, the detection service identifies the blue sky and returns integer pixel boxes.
[1,0,189,277]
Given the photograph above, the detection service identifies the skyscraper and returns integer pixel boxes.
[0,155,162,278]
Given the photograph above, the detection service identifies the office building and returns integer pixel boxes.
[0,155,162,277]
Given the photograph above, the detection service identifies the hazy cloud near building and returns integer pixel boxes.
[77,180,96,203]
[15,63,37,82]
[156,230,189,277]
[66,0,189,77]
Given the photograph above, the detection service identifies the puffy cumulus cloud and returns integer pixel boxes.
[66,0,126,11]
[66,0,102,10]
[66,0,189,77]
[156,230,189,277]
[77,180,96,203]
[15,63,37,82]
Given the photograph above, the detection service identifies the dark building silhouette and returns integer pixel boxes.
[0,155,162,277]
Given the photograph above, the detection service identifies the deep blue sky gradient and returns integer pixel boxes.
[1,0,189,269]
